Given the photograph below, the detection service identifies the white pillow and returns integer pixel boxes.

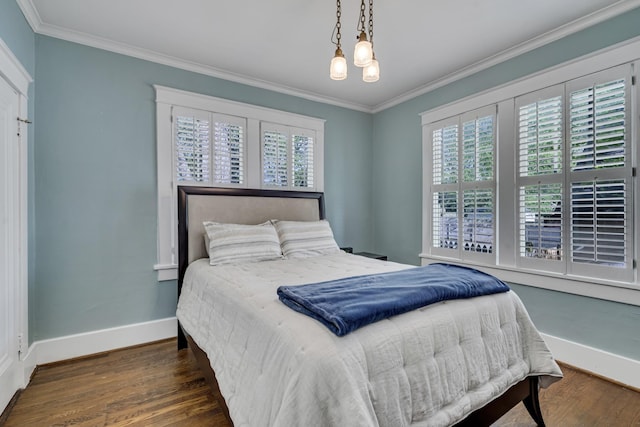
[271,219,340,259]
[203,221,283,265]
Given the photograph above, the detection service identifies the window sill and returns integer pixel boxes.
[154,264,178,281]
[419,253,640,307]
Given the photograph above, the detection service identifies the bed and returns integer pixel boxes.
[175,186,562,426]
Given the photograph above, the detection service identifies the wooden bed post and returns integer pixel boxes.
[177,324,188,350]
[523,376,545,426]
[177,186,189,350]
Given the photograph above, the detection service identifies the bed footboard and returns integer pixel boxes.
[183,331,546,427]
[453,376,545,426]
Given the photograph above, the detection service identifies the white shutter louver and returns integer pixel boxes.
[571,180,626,266]
[518,96,563,177]
[263,129,288,187]
[292,132,314,188]
[175,114,210,183]
[433,191,458,249]
[432,125,458,185]
[570,79,625,171]
[463,115,493,182]
[213,117,244,185]
[462,189,493,253]
[519,184,562,259]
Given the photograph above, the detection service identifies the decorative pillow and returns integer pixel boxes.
[272,219,340,259]
[203,221,283,265]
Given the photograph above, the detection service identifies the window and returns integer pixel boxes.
[516,86,565,273]
[261,124,315,190]
[155,86,325,280]
[428,106,496,263]
[514,66,632,282]
[421,55,638,298]
[174,108,246,186]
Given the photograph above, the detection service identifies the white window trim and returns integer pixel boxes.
[420,36,640,305]
[154,85,325,280]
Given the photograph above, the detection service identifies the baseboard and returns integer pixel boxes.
[542,333,640,390]
[20,321,639,391]
[32,317,177,365]
[21,343,37,385]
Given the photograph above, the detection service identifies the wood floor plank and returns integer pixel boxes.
[2,339,639,426]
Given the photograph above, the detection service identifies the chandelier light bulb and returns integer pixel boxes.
[353,32,373,67]
[330,48,348,80]
[363,56,379,82]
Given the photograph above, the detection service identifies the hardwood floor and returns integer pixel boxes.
[2,339,224,426]
[2,339,639,426]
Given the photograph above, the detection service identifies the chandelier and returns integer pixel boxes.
[330,0,379,82]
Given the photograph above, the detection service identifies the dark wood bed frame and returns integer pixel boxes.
[176,186,547,427]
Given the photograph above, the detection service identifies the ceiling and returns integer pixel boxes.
[17,0,640,112]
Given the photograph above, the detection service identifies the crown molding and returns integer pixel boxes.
[16,0,640,114]
[371,0,640,113]
[14,1,376,113]
[15,0,42,32]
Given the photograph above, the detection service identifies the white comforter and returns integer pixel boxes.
[177,253,562,427]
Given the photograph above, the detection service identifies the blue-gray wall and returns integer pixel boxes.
[372,8,640,360]
[32,35,374,340]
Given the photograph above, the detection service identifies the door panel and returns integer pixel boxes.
[0,74,21,413]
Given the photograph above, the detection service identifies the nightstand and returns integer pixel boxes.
[354,251,387,261]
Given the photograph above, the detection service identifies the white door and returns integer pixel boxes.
[0,74,21,413]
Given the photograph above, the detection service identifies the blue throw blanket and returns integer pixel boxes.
[277,263,510,336]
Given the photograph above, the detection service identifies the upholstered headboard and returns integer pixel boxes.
[177,186,325,292]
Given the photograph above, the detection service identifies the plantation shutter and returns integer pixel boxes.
[291,128,315,189]
[173,108,247,187]
[174,108,210,184]
[431,119,459,255]
[515,86,564,271]
[566,65,632,281]
[460,110,495,258]
[429,105,496,261]
[212,114,246,185]
[262,123,289,188]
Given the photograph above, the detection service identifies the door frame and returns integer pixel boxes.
[0,37,33,402]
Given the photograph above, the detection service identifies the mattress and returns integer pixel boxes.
[176,252,562,427]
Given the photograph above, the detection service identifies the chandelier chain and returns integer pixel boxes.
[332,0,342,48]
[336,0,342,48]
[368,0,374,47]
[358,0,367,33]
